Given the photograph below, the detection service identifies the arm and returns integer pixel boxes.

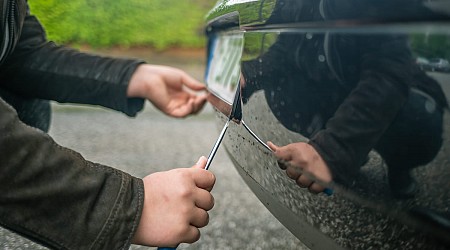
[269,35,412,190]
[0,14,145,116]
[0,99,215,248]
[0,98,143,249]
[308,35,411,184]
[0,13,207,118]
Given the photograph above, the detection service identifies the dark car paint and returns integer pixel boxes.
[205,0,450,249]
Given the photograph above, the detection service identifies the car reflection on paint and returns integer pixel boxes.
[416,56,432,71]
[429,58,450,72]
[204,0,450,249]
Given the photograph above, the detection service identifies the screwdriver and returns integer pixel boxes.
[157,85,242,250]
[158,82,331,250]
[206,81,243,165]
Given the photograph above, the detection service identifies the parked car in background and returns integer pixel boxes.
[429,58,450,72]
[416,56,432,71]
[204,0,450,249]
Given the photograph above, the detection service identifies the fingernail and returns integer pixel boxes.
[196,156,207,165]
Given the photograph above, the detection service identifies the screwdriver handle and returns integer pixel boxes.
[323,188,334,196]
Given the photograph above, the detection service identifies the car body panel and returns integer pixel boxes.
[206,0,276,28]
[205,1,450,249]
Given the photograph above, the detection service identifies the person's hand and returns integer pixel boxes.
[132,156,215,247]
[127,64,207,118]
[268,142,332,194]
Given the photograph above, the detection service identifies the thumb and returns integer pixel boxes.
[181,73,206,91]
[267,141,279,152]
[192,156,207,169]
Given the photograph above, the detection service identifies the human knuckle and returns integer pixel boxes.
[208,195,215,210]
[178,186,193,199]
[209,173,216,186]
[186,229,201,244]
[204,212,210,225]
[201,213,210,228]
[309,184,323,194]
[179,204,192,218]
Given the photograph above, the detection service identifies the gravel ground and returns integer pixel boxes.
[0,103,307,250]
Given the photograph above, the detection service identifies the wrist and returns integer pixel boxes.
[308,144,333,183]
[127,64,149,98]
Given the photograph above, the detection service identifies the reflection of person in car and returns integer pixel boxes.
[241,0,448,198]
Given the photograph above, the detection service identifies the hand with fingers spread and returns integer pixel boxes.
[268,142,332,194]
[132,156,215,247]
[127,65,207,118]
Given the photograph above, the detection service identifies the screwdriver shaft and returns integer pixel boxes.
[205,120,230,170]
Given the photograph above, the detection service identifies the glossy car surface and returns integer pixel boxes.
[204,1,450,249]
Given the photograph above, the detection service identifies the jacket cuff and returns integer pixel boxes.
[93,173,145,249]
[111,59,145,117]
[308,131,359,186]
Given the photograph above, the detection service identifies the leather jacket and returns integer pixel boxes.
[1,0,145,249]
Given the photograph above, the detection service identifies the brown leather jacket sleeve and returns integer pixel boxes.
[0,13,145,117]
[0,98,144,249]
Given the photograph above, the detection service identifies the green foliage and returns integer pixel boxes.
[28,0,215,49]
[410,34,450,60]
[242,32,277,61]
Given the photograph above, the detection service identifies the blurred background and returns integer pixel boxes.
[27,0,216,84]
[29,0,215,50]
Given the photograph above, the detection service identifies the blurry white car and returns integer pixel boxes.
[429,58,450,72]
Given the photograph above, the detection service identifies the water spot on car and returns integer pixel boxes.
[318,55,326,62]
[425,99,436,113]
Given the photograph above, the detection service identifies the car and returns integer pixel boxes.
[429,58,450,72]
[204,1,450,249]
[416,56,432,71]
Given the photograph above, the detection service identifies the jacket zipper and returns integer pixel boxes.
[0,0,15,64]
